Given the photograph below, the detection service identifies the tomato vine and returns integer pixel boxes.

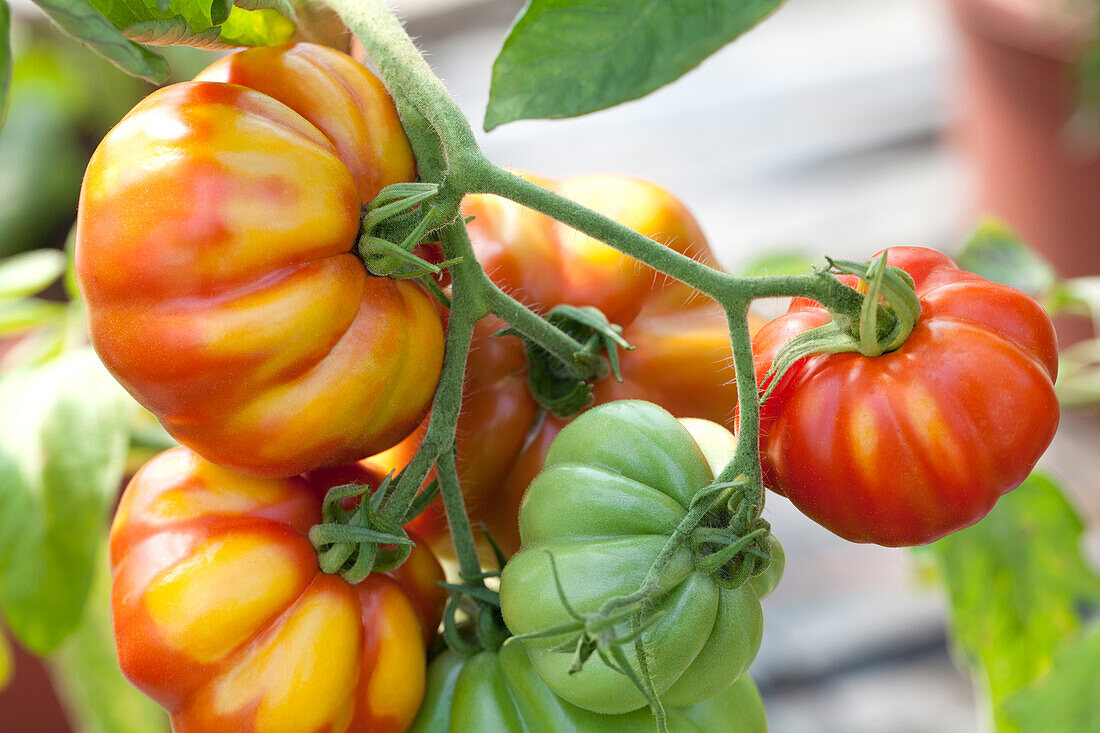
[313,1,926,728]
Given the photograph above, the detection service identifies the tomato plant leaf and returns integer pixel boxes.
[0,350,131,653]
[484,0,785,130]
[49,546,171,733]
[1000,620,1100,732]
[920,473,1100,726]
[0,0,11,132]
[955,219,1058,297]
[30,0,171,84]
[0,250,67,300]
[88,0,295,50]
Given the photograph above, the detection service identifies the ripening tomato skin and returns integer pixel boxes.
[392,174,755,557]
[753,246,1060,546]
[76,43,444,478]
[110,448,445,733]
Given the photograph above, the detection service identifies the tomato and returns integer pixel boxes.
[753,246,1060,546]
[76,42,444,478]
[500,401,764,714]
[110,447,446,733]
[392,174,760,557]
[410,643,768,733]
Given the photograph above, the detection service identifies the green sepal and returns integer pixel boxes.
[496,304,632,418]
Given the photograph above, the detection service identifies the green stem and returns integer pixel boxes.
[436,448,483,583]
[481,279,600,380]
[721,307,764,515]
[472,164,731,300]
[379,223,483,524]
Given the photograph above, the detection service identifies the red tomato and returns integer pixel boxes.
[753,246,1059,546]
[110,448,445,732]
[76,43,444,478]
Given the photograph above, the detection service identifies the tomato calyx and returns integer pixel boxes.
[496,304,634,418]
[357,181,461,281]
[760,250,922,403]
[308,474,415,583]
[681,475,775,589]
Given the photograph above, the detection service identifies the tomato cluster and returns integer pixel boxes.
[81,40,1059,733]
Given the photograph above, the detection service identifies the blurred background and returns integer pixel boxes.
[2,0,1099,730]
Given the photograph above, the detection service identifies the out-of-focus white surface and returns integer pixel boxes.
[406,0,966,269]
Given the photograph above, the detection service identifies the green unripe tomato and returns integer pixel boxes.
[410,642,768,732]
[500,401,765,714]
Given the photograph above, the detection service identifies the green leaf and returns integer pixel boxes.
[0,250,68,300]
[216,5,295,46]
[1000,620,1100,732]
[485,0,785,130]
[1,0,11,131]
[921,473,1100,727]
[739,251,818,278]
[0,631,11,691]
[49,545,170,733]
[89,0,294,49]
[0,350,131,653]
[955,218,1058,297]
[31,0,171,84]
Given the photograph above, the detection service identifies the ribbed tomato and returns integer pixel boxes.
[753,246,1060,546]
[110,447,445,733]
[76,43,444,478]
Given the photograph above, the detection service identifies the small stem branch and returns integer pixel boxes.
[720,307,763,516]
[436,447,484,583]
[481,280,595,379]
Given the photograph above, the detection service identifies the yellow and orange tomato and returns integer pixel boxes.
[76,43,444,478]
[110,447,445,733]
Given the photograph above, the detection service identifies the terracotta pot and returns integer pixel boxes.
[949,0,1100,281]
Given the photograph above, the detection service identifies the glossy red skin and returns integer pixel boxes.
[753,246,1060,546]
[111,448,446,733]
[378,174,759,557]
[76,43,444,478]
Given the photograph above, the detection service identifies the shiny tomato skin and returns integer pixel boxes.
[753,246,1060,546]
[76,43,443,478]
[110,447,445,733]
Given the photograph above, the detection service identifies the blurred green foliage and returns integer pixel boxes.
[48,546,170,733]
[0,24,148,258]
[919,474,1100,731]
